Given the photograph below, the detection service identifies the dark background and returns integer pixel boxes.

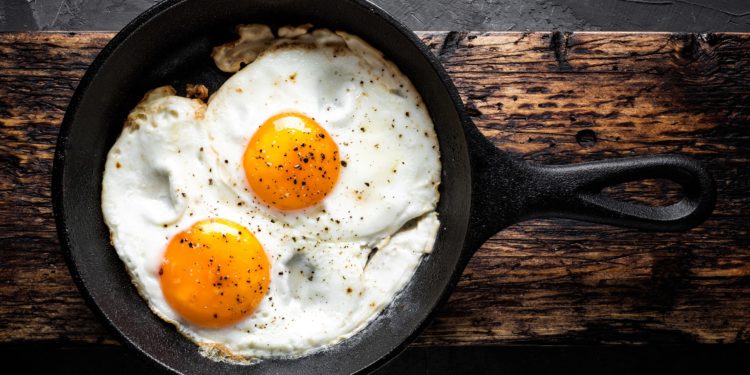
[2,0,750,374]
[2,0,750,31]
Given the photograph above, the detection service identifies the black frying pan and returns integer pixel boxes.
[52,0,716,374]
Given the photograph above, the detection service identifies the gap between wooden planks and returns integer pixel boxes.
[1,32,749,345]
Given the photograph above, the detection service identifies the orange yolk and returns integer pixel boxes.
[243,113,340,211]
[159,219,270,328]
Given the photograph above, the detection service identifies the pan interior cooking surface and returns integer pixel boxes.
[101,23,445,360]
[55,0,471,374]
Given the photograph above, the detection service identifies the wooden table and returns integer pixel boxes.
[1,32,749,351]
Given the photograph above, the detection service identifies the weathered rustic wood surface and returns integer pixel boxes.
[1,32,749,346]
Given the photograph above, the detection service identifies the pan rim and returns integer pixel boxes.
[52,0,474,373]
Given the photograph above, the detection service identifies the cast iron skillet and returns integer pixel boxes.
[53,0,716,373]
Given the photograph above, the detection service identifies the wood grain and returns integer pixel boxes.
[1,32,749,346]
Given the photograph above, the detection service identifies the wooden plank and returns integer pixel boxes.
[0,32,748,346]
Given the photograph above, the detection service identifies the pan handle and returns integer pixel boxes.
[464,131,716,250]
[517,154,716,230]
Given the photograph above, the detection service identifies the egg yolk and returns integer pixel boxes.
[243,113,340,211]
[159,219,270,328]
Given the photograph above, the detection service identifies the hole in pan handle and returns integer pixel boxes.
[518,154,717,231]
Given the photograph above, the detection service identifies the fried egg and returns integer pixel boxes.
[101,24,441,361]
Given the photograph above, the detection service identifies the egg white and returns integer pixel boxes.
[101,26,441,360]
[206,29,440,245]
